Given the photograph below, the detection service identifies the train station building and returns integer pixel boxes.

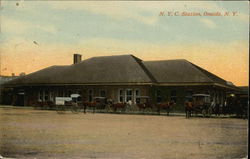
[1,54,238,111]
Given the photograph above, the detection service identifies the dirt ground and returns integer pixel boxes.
[0,106,248,159]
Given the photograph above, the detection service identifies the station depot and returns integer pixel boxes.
[0,54,241,113]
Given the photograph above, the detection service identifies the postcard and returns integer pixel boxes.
[0,1,248,159]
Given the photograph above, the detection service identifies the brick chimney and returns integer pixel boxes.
[73,54,82,64]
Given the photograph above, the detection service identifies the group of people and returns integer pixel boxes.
[211,100,226,116]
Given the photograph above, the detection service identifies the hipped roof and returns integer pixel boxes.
[143,59,227,84]
[5,55,152,85]
[4,54,236,89]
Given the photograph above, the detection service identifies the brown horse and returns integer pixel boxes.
[111,103,127,112]
[157,101,175,115]
[137,103,153,113]
[185,101,193,118]
[82,101,98,113]
[36,101,54,109]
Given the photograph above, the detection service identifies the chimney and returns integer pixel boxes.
[73,54,82,64]
[19,72,26,76]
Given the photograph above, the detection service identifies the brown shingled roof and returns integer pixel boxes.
[143,59,237,89]
[6,66,69,85]
[6,55,153,86]
[4,55,236,89]
[143,59,214,83]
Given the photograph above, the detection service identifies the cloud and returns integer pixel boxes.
[36,25,57,34]
[1,16,30,34]
[47,1,161,26]
[47,1,224,25]
[1,15,57,35]
[200,18,217,29]
[47,1,249,26]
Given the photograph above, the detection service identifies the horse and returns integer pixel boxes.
[157,101,175,115]
[111,103,128,112]
[105,98,114,112]
[214,103,221,116]
[137,102,153,113]
[82,101,98,113]
[185,101,193,118]
[36,101,53,110]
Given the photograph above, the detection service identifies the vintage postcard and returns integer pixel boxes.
[0,1,248,159]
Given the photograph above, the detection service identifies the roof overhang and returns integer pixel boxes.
[3,82,238,91]
[156,82,214,86]
[214,83,239,91]
[156,82,238,90]
[2,82,155,87]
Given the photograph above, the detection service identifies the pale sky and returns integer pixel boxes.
[0,1,249,86]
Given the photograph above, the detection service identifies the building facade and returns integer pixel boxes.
[1,54,237,111]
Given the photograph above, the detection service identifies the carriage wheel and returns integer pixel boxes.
[56,105,66,114]
[106,105,112,113]
[202,109,206,117]
[207,107,212,117]
[122,106,127,113]
[145,107,150,113]
[71,106,80,114]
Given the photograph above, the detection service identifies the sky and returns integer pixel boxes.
[0,1,249,86]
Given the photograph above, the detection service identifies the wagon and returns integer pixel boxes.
[185,94,212,118]
[56,94,82,114]
[93,97,107,110]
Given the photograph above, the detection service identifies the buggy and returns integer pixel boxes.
[56,94,82,114]
[185,94,212,118]
[136,96,153,112]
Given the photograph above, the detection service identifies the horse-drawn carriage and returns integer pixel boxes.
[156,101,176,115]
[185,94,212,118]
[82,96,110,113]
[136,96,154,112]
[136,96,176,115]
[56,95,112,114]
[55,94,82,113]
[55,94,127,114]
[54,94,177,116]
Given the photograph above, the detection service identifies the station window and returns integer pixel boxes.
[44,90,49,101]
[118,89,124,102]
[100,90,106,97]
[156,90,162,103]
[38,90,43,101]
[185,90,193,102]
[135,89,140,104]
[58,91,64,97]
[170,90,177,103]
[78,91,82,96]
[88,89,93,102]
[67,90,72,97]
[126,89,133,102]
[49,91,54,101]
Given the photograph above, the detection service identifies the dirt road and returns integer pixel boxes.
[0,106,248,159]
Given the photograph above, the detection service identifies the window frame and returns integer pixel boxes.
[156,90,162,103]
[118,89,124,103]
[134,89,141,104]
[170,90,177,103]
[99,89,106,97]
[125,89,133,102]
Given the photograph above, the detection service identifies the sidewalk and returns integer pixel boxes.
[0,105,240,118]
